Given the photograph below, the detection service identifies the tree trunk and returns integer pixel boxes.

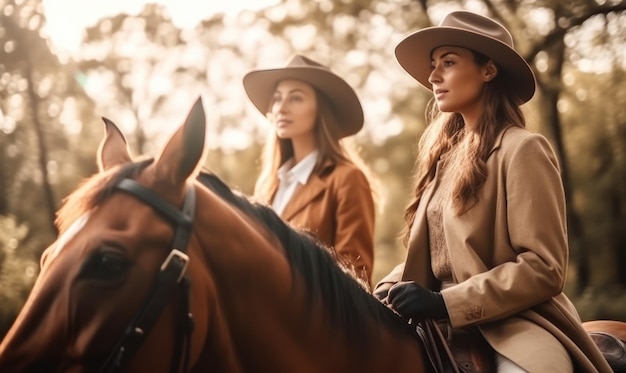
[538,35,590,294]
[0,144,7,215]
[25,63,58,236]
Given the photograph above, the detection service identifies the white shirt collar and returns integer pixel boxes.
[277,150,319,186]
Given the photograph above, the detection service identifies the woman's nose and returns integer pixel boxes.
[428,67,441,85]
[272,99,287,115]
[272,101,283,116]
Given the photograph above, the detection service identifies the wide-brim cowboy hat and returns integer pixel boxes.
[395,10,536,104]
[243,54,364,138]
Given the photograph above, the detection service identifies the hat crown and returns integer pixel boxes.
[285,54,330,71]
[440,11,514,49]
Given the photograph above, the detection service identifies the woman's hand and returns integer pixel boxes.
[387,281,448,321]
[373,282,394,304]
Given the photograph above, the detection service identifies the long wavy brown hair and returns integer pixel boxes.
[402,51,527,245]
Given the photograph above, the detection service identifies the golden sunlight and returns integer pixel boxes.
[41,0,280,54]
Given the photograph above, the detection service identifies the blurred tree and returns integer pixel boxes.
[0,0,98,246]
[507,0,626,292]
[0,215,37,338]
[1,0,60,236]
[0,0,99,335]
[564,67,626,289]
[75,5,267,192]
[76,3,198,155]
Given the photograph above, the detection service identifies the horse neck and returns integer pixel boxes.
[189,188,427,372]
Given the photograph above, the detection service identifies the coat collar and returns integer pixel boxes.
[488,124,515,157]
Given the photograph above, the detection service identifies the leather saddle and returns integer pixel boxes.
[589,331,626,372]
[433,329,626,372]
[415,319,626,372]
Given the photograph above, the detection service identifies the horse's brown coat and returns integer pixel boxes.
[0,99,426,372]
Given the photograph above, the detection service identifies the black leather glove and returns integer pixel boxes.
[373,283,393,304]
[387,281,448,321]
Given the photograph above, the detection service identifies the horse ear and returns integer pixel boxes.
[97,117,132,171]
[153,97,206,187]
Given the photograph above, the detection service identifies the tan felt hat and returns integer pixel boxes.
[243,54,364,138]
[395,10,536,104]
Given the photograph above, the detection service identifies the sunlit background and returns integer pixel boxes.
[42,0,281,54]
[1,0,625,338]
[40,0,283,150]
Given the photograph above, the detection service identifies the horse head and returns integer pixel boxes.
[0,98,427,372]
[0,98,210,372]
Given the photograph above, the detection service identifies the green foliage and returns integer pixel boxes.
[564,67,626,288]
[0,215,38,336]
[1,0,100,253]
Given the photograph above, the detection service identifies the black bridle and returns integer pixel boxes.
[99,178,196,373]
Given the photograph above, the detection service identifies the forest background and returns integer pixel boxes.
[1,0,625,338]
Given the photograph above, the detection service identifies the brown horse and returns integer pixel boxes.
[0,98,624,372]
[0,98,426,372]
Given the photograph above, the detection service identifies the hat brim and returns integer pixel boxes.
[395,27,536,104]
[243,66,364,138]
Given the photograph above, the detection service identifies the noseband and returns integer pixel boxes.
[99,178,196,373]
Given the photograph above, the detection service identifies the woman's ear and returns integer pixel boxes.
[484,60,499,82]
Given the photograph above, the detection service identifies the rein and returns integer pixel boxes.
[99,178,196,373]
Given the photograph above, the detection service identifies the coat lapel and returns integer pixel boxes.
[402,162,443,288]
[280,172,327,221]
[488,125,513,157]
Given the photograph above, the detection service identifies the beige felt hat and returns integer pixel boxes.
[243,54,364,138]
[395,10,536,104]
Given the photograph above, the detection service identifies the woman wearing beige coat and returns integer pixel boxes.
[243,54,376,287]
[374,11,611,372]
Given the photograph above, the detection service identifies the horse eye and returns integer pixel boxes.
[83,249,131,281]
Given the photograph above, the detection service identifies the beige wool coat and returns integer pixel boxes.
[263,159,375,287]
[377,126,611,372]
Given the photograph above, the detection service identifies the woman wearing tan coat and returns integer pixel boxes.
[243,54,376,287]
[374,11,611,372]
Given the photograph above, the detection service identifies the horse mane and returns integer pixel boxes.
[56,163,416,345]
[196,171,417,344]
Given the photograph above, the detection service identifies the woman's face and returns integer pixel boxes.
[270,79,318,140]
[428,46,493,116]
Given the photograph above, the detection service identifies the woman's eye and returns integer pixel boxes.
[82,249,131,281]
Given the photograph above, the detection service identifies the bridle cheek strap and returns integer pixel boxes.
[99,179,196,373]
